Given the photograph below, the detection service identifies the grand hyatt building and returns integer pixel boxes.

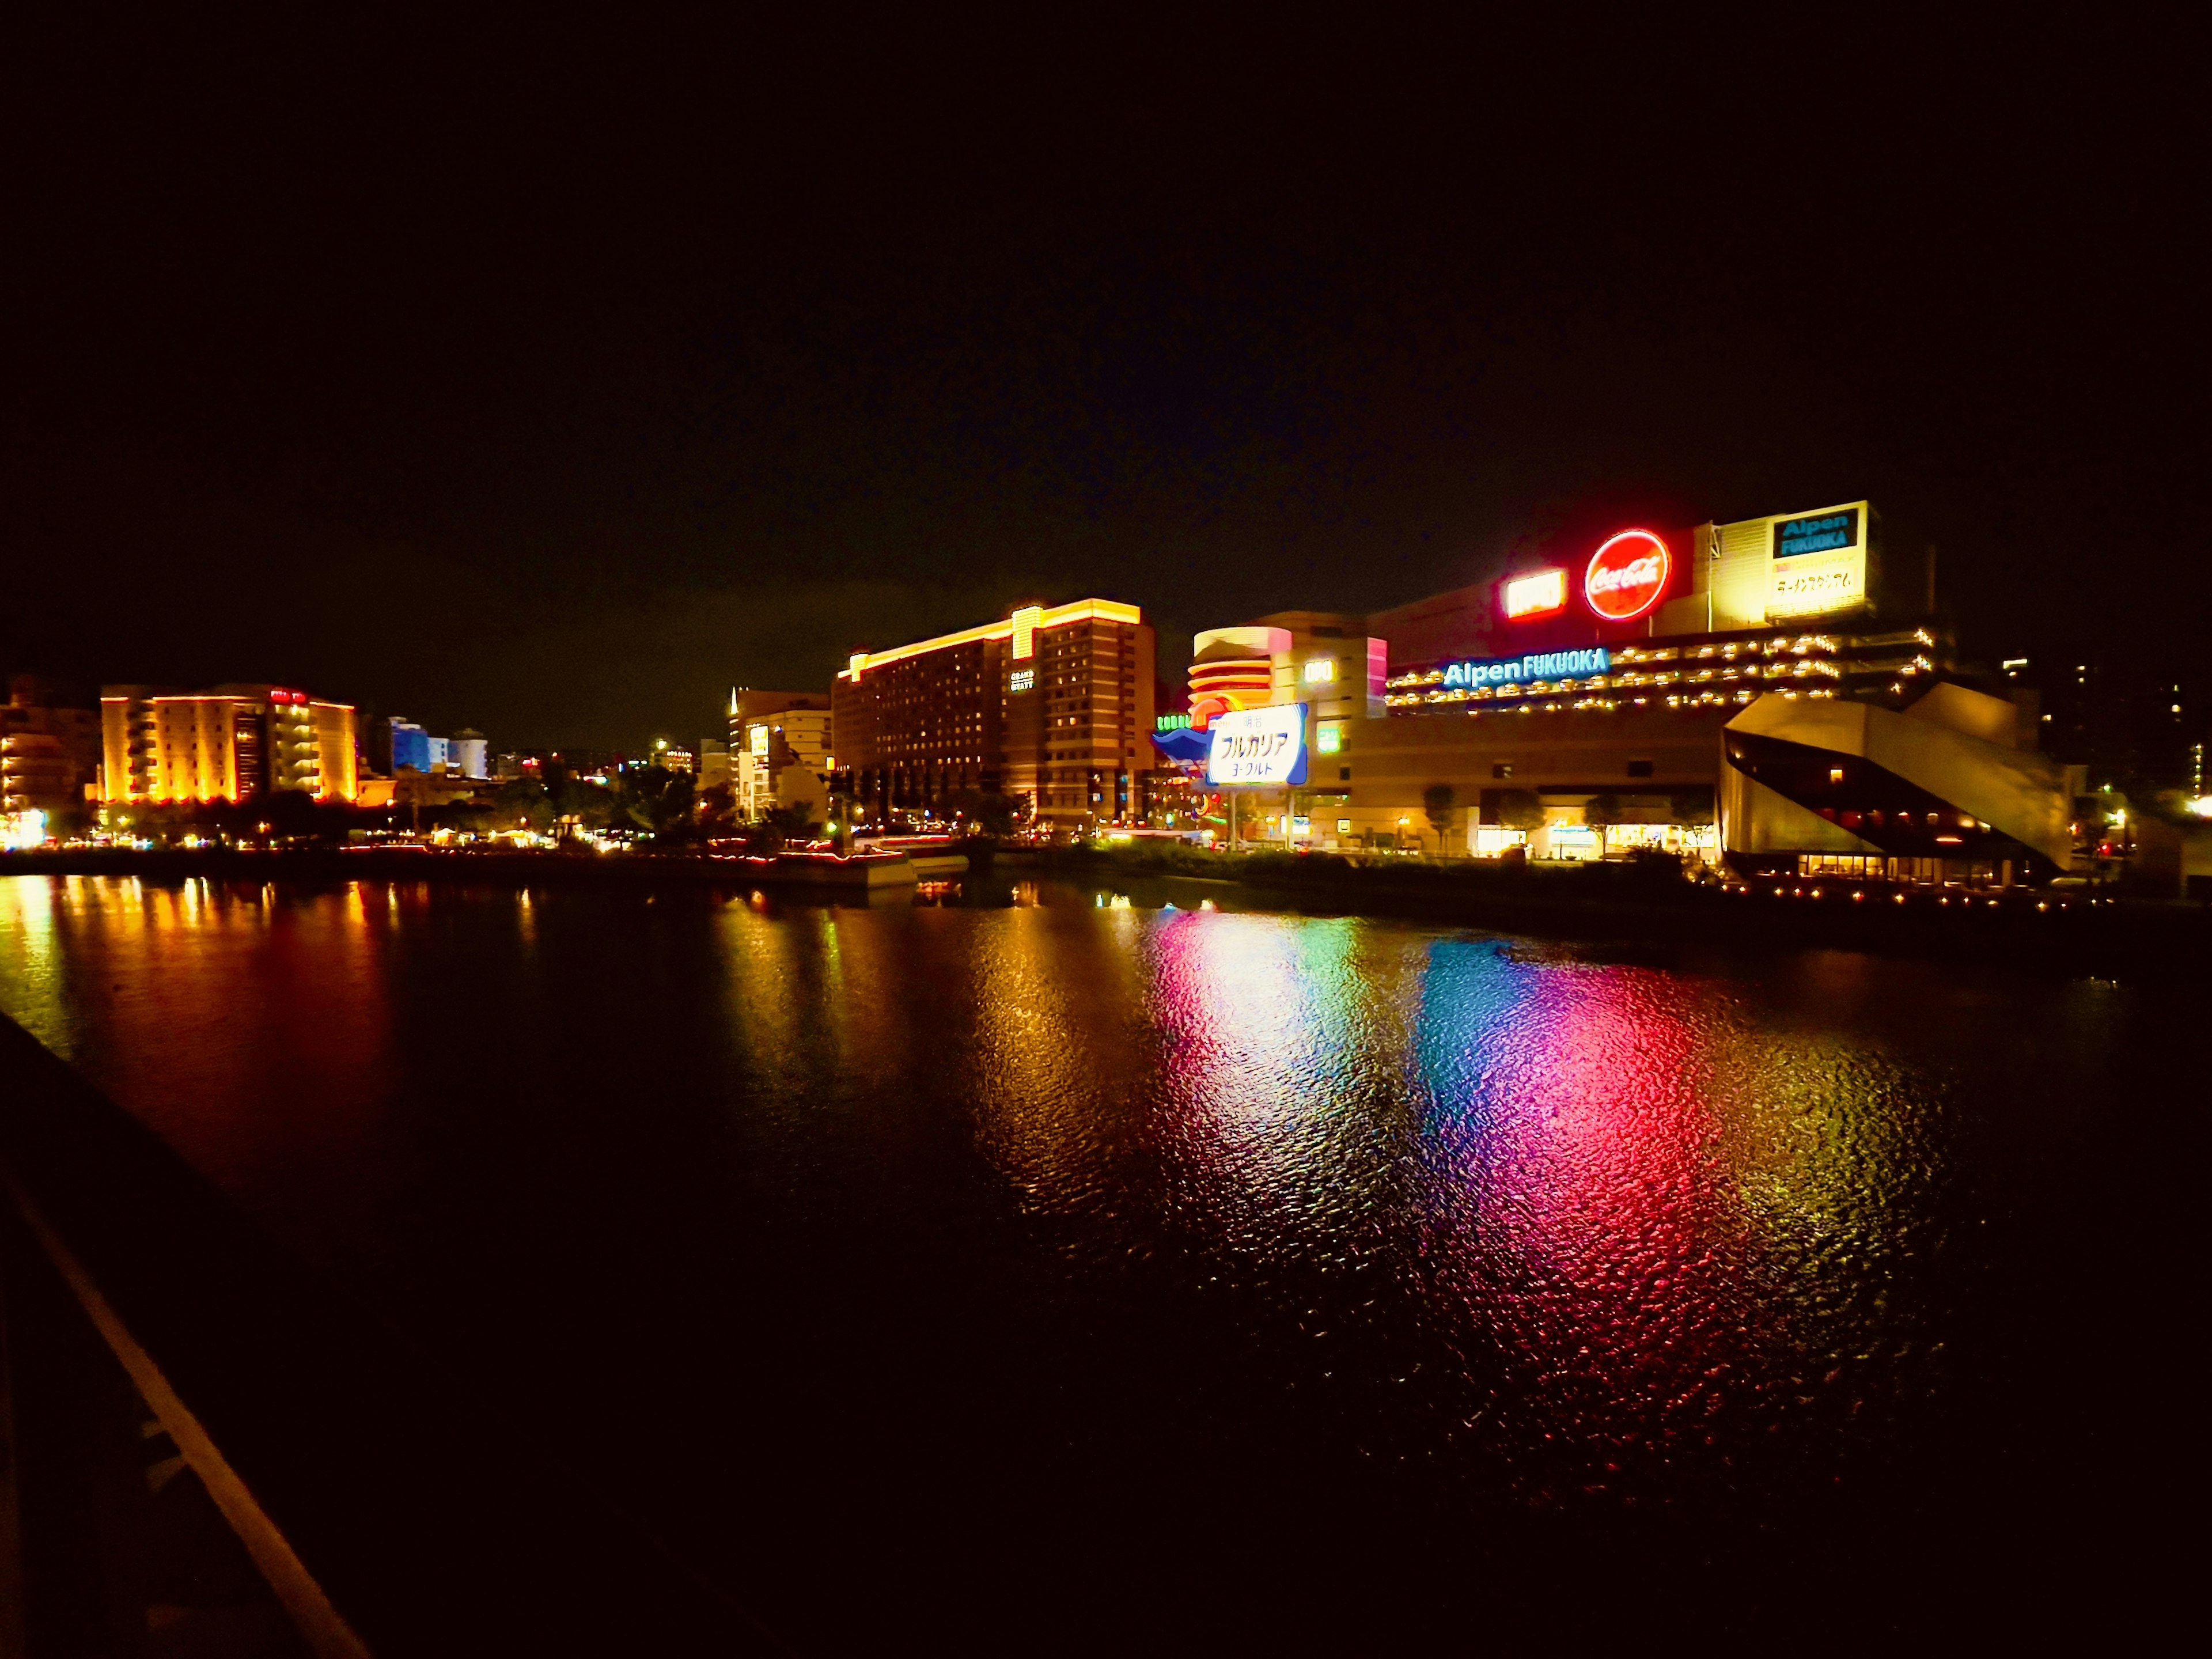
[1163,499,2077,883]
[831,600,1156,825]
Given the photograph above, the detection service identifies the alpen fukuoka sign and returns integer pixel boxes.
[1768,500,1870,618]
[1206,703,1310,786]
[1439,647,1611,688]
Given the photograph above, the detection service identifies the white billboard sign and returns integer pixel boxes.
[1206,703,1310,786]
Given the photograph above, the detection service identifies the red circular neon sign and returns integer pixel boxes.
[1584,529,1671,622]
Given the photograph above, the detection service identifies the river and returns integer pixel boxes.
[0,873,2186,1646]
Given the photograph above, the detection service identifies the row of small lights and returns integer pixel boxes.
[1406,685,1850,719]
[1728,883,2103,912]
[1385,626,1937,691]
[1386,659,1891,707]
[1611,633,1849,665]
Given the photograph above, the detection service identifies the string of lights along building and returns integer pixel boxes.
[100,684,359,804]
[832,600,1155,823]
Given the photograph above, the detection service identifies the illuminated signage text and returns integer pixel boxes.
[1440,648,1610,688]
[1774,508,1859,559]
[1206,703,1310,786]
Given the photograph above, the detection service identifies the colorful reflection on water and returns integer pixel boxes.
[0,874,2143,1552]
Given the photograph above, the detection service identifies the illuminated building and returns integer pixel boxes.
[833,600,1154,825]
[382,718,488,779]
[730,690,832,820]
[99,684,359,805]
[1167,501,2067,878]
[1,678,102,816]
[446,730,488,779]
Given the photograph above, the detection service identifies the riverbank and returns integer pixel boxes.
[4,842,2205,980]
[1016,843,2212,982]
[0,844,935,890]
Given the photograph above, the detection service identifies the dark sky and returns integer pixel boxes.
[3,17,2202,749]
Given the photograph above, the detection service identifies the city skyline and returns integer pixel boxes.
[3,19,2202,749]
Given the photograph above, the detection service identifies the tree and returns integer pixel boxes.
[612,765,695,843]
[495,775,554,833]
[1422,783,1457,853]
[1495,789,1544,831]
[694,782,738,841]
[1582,791,1620,858]
[551,774,616,836]
[1671,790,1716,828]
[758,800,822,851]
[946,787,1020,838]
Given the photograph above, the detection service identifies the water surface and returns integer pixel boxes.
[0,874,2183,1643]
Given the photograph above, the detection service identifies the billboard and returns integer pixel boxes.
[1767,501,1870,618]
[1206,703,1309,786]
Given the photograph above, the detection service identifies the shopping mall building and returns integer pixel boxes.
[1158,499,2078,882]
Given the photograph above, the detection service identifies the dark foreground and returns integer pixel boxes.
[0,873,2196,1652]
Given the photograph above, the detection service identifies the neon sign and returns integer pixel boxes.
[1584,530,1671,622]
[1009,668,1035,692]
[1206,703,1310,786]
[1502,567,1569,620]
[1440,648,1609,688]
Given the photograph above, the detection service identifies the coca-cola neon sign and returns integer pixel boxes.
[1584,529,1671,622]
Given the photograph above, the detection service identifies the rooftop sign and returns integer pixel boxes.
[1767,500,1870,619]
[1584,529,1672,622]
[1502,566,1569,620]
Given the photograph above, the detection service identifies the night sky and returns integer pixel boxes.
[5,19,2200,750]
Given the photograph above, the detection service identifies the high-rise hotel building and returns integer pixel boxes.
[100,684,359,805]
[832,599,1155,824]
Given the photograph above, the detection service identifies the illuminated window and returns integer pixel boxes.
[1828,767,1846,784]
